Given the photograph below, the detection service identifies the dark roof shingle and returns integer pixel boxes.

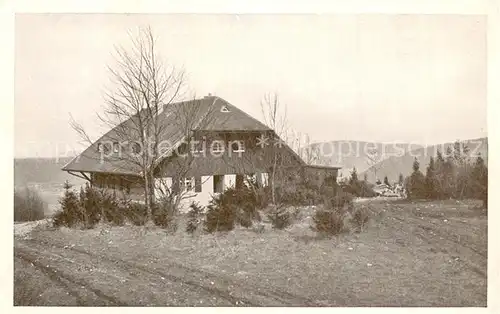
[62,96,272,175]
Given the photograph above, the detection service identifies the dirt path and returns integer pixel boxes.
[15,237,321,306]
[15,248,124,306]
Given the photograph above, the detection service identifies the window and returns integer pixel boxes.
[103,143,111,154]
[220,105,230,113]
[96,142,111,154]
[231,140,245,153]
[191,140,205,154]
[113,142,120,153]
[195,177,202,192]
[213,175,224,193]
[211,140,225,153]
[180,178,194,191]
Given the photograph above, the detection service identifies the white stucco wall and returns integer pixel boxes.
[181,175,214,210]
[154,175,218,211]
[153,172,268,212]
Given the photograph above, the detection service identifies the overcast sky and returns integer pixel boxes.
[15,13,486,158]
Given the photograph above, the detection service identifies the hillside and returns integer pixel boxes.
[360,138,488,183]
[309,141,424,179]
[14,157,84,187]
[14,157,86,214]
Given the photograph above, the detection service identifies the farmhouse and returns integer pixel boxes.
[62,95,340,208]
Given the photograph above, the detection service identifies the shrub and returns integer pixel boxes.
[53,182,150,228]
[53,181,84,228]
[204,186,263,233]
[186,201,204,234]
[100,192,127,226]
[245,177,271,209]
[236,208,254,228]
[78,183,103,228]
[276,184,323,206]
[351,207,370,232]
[267,205,292,230]
[204,192,236,233]
[14,187,46,222]
[125,202,148,226]
[312,190,355,235]
[253,185,271,209]
[153,197,176,229]
[324,191,354,214]
[227,186,261,227]
[312,209,345,235]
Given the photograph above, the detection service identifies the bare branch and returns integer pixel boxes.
[68,26,198,219]
[69,113,94,147]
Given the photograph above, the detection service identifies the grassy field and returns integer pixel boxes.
[14,198,487,306]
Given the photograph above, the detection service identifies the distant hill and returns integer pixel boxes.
[14,156,85,187]
[14,156,87,214]
[359,138,488,184]
[309,141,424,179]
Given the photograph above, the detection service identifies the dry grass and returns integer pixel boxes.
[14,199,487,306]
[14,255,79,306]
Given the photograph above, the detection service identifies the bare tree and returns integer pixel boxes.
[70,26,213,222]
[260,92,290,205]
[288,130,321,166]
[365,145,383,183]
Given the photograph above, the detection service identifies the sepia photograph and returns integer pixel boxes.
[13,11,489,307]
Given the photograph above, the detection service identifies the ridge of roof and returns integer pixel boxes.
[62,96,274,175]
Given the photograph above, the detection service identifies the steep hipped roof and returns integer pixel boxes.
[62,96,274,175]
[190,96,271,132]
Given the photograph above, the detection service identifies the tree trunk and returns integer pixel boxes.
[143,172,152,222]
[235,174,244,189]
[148,172,156,212]
[271,157,277,205]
